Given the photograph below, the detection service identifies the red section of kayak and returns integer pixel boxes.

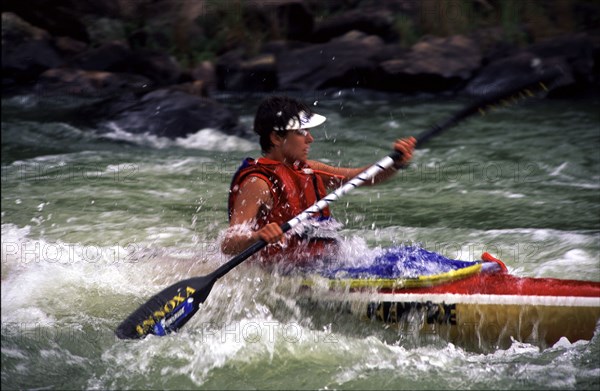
[380,272,600,297]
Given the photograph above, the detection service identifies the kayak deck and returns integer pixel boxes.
[298,250,600,350]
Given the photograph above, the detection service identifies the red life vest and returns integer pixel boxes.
[229,157,332,224]
[228,157,340,265]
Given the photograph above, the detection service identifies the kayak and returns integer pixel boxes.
[298,247,600,351]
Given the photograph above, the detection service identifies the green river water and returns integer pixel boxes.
[2,90,599,389]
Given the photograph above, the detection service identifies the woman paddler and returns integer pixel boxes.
[221,96,416,267]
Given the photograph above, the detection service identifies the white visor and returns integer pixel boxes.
[283,111,326,130]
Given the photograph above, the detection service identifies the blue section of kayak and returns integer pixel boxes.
[321,246,478,279]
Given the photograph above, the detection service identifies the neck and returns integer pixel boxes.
[264,150,283,162]
[264,151,300,167]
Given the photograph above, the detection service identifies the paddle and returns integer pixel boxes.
[115,70,562,340]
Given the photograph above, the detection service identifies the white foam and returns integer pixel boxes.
[175,129,255,151]
[103,123,255,152]
[550,162,569,176]
[535,249,600,279]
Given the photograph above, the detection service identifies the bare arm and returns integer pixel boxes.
[309,137,416,189]
[221,176,283,255]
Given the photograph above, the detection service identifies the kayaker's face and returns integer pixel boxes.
[282,128,314,163]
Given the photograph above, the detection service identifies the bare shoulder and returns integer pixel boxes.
[229,174,273,225]
[235,174,272,198]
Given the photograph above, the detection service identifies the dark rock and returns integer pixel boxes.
[64,41,132,71]
[130,49,183,86]
[372,44,410,63]
[528,33,595,83]
[377,35,482,93]
[65,41,182,86]
[191,61,218,96]
[217,50,278,91]
[3,0,597,102]
[2,12,64,83]
[2,0,95,42]
[170,81,210,98]
[128,28,171,52]
[277,31,385,90]
[261,40,308,55]
[245,0,314,41]
[311,8,398,43]
[466,34,595,98]
[102,89,248,139]
[466,53,571,97]
[34,68,153,98]
[54,36,88,57]
[82,16,128,44]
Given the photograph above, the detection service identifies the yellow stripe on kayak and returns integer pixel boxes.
[303,263,483,290]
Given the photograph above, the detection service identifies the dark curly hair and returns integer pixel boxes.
[253,96,312,153]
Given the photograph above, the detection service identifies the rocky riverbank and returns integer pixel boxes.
[2,0,599,139]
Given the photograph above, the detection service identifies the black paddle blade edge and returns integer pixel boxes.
[115,276,216,339]
[387,68,563,166]
[419,69,564,146]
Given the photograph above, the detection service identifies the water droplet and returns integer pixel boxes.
[313,101,318,106]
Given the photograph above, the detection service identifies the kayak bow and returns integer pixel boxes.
[300,252,600,350]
